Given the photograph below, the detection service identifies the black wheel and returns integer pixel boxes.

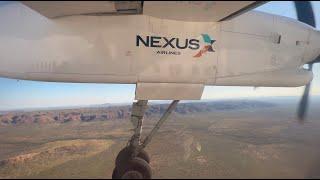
[120,157,152,179]
[116,146,133,168]
[116,146,150,168]
[121,171,143,179]
[112,167,120,179]
[137,149,150,164]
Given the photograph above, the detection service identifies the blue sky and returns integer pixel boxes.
[0,1,320,111]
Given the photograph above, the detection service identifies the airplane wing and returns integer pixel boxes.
[21,1,267,22]
[21,1,143,18]
[143,1,268,22]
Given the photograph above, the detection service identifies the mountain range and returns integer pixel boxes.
[0,100,275,126]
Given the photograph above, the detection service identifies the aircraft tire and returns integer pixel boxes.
[136,149,150,164]
[116,147,150,168]
[112,167,120,179]
[121,170,143,179]
[120,157,152,179]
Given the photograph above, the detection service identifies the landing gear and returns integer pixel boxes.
[112,156,151,179]
[116,146,150,166]
[112,100,179,179]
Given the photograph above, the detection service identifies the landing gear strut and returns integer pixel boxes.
[112,100,179,179]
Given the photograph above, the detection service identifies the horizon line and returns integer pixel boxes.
[1,95,319,112]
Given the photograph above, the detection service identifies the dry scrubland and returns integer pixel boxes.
[0,98,320,178]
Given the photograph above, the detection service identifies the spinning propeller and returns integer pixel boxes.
[294,1,320,122]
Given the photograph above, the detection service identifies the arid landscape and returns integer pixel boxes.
[0,97,320,178]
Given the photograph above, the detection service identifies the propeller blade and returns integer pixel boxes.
[294,1,316,122]
[310,55,320,64]
[294,1,315,28]
[297,64,313,121]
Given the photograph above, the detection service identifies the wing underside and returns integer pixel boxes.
[21,1,268,22]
